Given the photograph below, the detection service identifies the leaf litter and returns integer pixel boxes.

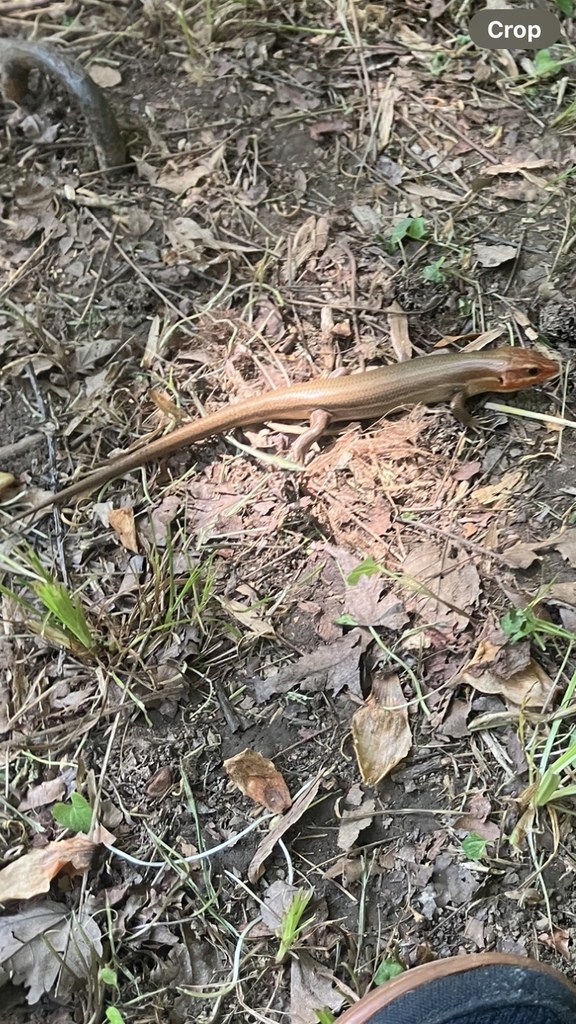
[0,0,576,1019]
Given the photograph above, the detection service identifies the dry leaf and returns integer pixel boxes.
[376,84,399,149]
[0,836,95,902]
[461,641,554,709]
[260,880,301,932]
[217,596,276,638]
[224,748,292,814]
[403,182,461,202]
[164,216,256,256]
[156,144,225,193]
[253,628,366,702]
[474,243,517,267]
[18,778,66,811]
[0,901,103,1003]
[248,772,324,883]
[547,582,576,607]
[483,159,551,176]
[88,64,122,88]
[402,541,480,633]
[352,674,412,786]
[0,473,15,493]
[555,530,576,567]
[282,215,329,279]
[337,783,375,851]
[290,952,345,1024]
[473,470,525,508]
[108,507,139,554]
[453,793,501,841]
[500,541,541,569]
[538,926,571,959]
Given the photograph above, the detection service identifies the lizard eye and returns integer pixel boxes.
[526,365,540,377]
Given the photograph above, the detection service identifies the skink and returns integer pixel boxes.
[12,348,558,516]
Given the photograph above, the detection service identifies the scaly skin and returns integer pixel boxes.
[10,348,559,517]
[0,38,125,170]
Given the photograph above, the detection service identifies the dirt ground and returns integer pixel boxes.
[1,2,576,1022]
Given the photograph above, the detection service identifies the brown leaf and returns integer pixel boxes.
[402,541,480,633]
[461,641,554,709]
[326,545,409,631]
[547,582,576,607]
[538,927,571,959]
[253,628,366,702]
[108,507,139,553]
[500,542,540,569]
[483,159,551,176]
[352,674,412,786]
[474,470,526,507]
[453,794,500,841]
[555,530,576,567]
[337,783,375,852]
[0,836,96,902]
[223,748,292,814]
[18,778,66,811]
[248,771,324,883]
[474,243,517,268]
[145,767,173,800]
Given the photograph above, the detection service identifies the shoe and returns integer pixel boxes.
[337,952,576,1023]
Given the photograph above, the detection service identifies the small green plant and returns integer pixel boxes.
[554,0,573,15]
[373,956,405,985]
[52,792,93,834]
[501,606,575,652]
[533,742,576,807]
[422,257,447,283]
[100,967,119,989]
[105,1009,126,1024]
[314,1012,335,1024]
[275,890,314,962]
[0,546,94,651]
[531,47,576,78]
[461,832,487,862]
[388,217,427,249]
[503,600,576,819]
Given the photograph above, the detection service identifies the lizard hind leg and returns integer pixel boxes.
[291,409,332,464]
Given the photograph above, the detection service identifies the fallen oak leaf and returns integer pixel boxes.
[0,835,95,903]
[224,748,292,814]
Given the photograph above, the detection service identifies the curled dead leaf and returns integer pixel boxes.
[0,836,96,903]
[224,748,292,813]
[461,640,554,709]
[108,507,139,554]
[352,674,412,786]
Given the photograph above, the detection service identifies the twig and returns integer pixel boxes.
[0,433,45,460]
